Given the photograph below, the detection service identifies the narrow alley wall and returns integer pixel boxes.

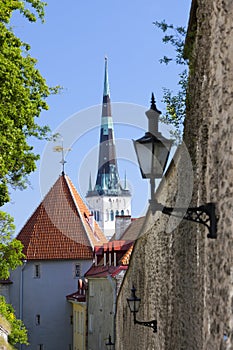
[116,1,233,349]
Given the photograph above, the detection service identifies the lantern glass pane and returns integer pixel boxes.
[152,141,170,178]
[127,296,141,313]
[134,298,141,313]
[134,140,153,178]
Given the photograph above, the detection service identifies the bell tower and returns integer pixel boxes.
[86,58,131,240]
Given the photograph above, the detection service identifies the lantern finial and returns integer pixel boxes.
[150,93,161,114]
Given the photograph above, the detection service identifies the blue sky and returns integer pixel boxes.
[5,0,191,233]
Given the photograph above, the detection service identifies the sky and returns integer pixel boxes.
[4,0,192,233]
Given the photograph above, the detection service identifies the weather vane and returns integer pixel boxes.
[53,137,71,174]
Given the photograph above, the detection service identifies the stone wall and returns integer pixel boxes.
[116,147,205,350]
[116,1,233,349]
[186,1,233,348]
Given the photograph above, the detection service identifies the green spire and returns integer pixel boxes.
[103,56,110,97]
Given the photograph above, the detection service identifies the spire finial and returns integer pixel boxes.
[103,56,110,97]
[53,137,71,175]
[150,92,161,114]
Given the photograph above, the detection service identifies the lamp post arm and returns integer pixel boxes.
[133,312,157,333]
[149,195,217,239]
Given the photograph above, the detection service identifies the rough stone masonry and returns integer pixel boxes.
[116,1,233,349]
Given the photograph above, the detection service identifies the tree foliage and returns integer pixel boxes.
[0,1,55,347]
[0,211,25,280]
[0,296,28,347]
[0,0,53,206]
[153,20,188,141]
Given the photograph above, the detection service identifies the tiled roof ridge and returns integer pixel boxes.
[64,175,107,246]
[64,175,94,250]
[17,174,69,237]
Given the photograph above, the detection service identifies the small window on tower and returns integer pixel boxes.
[74,264,81,279]
[121,210,124,215]
[110,210,114,221]
[34,264,40,278]
[95,210,100,221]
[35,314,40,325]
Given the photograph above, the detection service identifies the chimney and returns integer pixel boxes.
[115,215,131,240]
[89,213,94,231]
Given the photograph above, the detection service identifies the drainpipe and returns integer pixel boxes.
[19,260,27,350]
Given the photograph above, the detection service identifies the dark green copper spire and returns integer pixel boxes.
[94,57,120,195]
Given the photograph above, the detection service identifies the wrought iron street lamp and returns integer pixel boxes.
[105,334,115,349]
[127,286,157,333]
[133,93,217,239]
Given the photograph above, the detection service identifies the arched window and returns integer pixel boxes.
[94,210,100,221]
[116,210,119,216]
[110,210,114,221]
[121,210,124,216]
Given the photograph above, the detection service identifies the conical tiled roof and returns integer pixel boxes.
[17,174,107,260]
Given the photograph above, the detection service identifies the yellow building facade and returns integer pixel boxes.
[72,301,86,350]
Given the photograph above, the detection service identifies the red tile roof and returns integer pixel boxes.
[85,265,128,278]
[101,240,133,252]
[66,291,86,303]
[17,174,107,260]
[121,245,134,265]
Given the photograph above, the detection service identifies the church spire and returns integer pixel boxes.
[103,57,110,97]
[94,57,120,195]
[85,59,132,238]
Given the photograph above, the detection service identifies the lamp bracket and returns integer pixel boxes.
[150,201,217,239]
[134,315,157,333]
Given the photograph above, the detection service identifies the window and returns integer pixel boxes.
[35,314,40,325]
[80,312,84,334]
[34,264,40,278]
[110,210,114,221]
[74,264,81,279]
[98,332,102,349]
[89,314,93,333]
[89,282,94,297]
[116,210,119,216]
[99,290,103,310]
[105,209,109,221]
[94,210,100,221]
[37,345,44,350]
[121,210,124,215]
[74,311,77,333]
